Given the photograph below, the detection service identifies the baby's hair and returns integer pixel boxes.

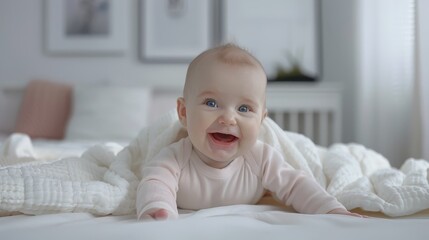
[183,43,266,97]
[211,43,262,67]
[188,43,263,71]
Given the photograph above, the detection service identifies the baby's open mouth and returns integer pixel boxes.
[210,133,238,143]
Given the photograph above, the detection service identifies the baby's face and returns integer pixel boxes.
[181,60,267,168]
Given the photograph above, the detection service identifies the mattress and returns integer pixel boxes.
[0,205,428,240]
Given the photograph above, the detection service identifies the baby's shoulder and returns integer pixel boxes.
[152,137,193,168]
[166,137,192,151]
[248,140,278,158]
[245,140,280,167]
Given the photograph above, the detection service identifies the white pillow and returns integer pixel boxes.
[65,86,151,141]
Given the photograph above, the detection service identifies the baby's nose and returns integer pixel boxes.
[218,110,237,126]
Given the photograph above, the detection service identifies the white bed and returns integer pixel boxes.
[1,82,429,240]
[1,206,429,240]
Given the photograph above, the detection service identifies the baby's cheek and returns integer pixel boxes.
[242,124,260,146]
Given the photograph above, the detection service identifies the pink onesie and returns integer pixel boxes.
[136,137,345,219]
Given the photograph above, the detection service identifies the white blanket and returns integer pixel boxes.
[1,111,429,217]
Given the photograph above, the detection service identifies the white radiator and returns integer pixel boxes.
[266,84,342,147]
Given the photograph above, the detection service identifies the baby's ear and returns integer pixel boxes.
[176,97,187,127]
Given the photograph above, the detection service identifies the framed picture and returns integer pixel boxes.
[46,0,127,55]
[140,0,214,62]
[223,0,320,82]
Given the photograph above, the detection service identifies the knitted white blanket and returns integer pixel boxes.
[1,111,428,217]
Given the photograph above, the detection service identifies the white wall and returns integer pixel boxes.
[0,0,187,89]
[1,0,357,88]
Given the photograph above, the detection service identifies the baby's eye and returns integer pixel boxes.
[204,99,218,108]
[238,105,250,112]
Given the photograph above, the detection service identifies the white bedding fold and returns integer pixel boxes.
[1,110,428,217]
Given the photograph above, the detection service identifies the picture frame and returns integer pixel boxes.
[45,0,127,55]
[139,0,214,63]
[222,0,321,82]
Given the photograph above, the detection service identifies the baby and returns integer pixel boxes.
[136,44,361,220]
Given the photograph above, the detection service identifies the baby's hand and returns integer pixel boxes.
[143,209,169,220]
[150,209,169,220]
[327,208,367,218]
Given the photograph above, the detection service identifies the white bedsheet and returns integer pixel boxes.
[0,205,428,240]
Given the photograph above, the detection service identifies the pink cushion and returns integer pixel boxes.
[14,80,72,139]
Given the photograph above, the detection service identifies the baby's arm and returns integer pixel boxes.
[260,146,351,215]
[136,149,181,221]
